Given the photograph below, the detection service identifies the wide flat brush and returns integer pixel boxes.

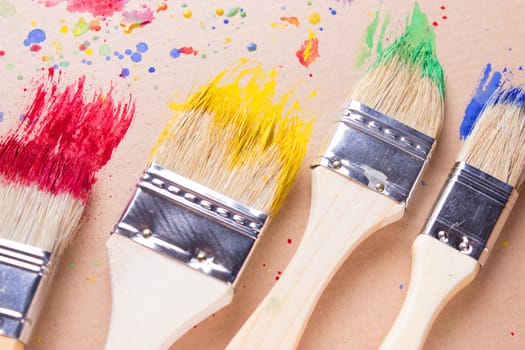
[0,71,134,350]
[104,62,312,350]
[226,4,445,349]
[380,84,525,350]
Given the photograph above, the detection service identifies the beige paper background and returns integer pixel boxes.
[0,0,523,349]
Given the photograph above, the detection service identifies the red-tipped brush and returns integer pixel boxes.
[0,71,134,350]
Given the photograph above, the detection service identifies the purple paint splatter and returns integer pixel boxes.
[459,63,502,139]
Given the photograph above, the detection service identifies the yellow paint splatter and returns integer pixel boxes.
[73,17,89,37]
[216,8,224,16]
[60,25,69,33]
[35,337,42,344]
[502,240,509,247]
[308,89,317,98]
[308,13,321,24]
[88,277,94,282]
[85,48,93,55]
[31,20,36,26]
[183,8,192,18]
[224,37,232,44]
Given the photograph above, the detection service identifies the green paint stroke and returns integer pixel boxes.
[372,2,444,96]
[356,11,380,67]
[376,12,391,56]
[0,0,16,17]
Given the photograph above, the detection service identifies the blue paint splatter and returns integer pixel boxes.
[148,66,156,73]
[120,68,130,77]
[170,48,181,59]
[223,19,229,24]
[136,42,148,53]
[130,52,142,62]
[23,29,46,47]
[459,63,502,140]
[246,42,257,52]
[329,7,337,15]
[0,112,4,123]
[124,49,133,55]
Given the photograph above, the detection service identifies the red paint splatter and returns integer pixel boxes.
[287,238,292,244]
[432,21,438,27]
[296,33,319,67]
[440,5,446,10]
[89,19,102,31]
[280,16,300,27]
[442,15,447,20]
[121,8,154,33]
[178,47,199,56]
[78,41,89,51]
[0,70,134,201]
[511,331,515,336]
[0,51,5,56]
[30,44,42,52]
[41,0,131,17]
[275,276,280,280]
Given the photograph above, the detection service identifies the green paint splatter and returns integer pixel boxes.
[201,53,207,59]
[0,0,16,17]
[73,17,89,37]
[16,75,23,81]
[99,44,110,56]
[371,3,444,96]
[59,61,69,67]
[93,260,100,267]
[6,63,13,70]
[226,7,240,17]
[356,11,380,67]
[68,262,76,269]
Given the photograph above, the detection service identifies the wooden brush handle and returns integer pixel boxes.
[0,336,23,350]
[105,234,234,350]
[227,166,405,350]
[380,234,480,350]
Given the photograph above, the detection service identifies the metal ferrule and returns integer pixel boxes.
[113,163,268,285]
[422,162,518,265]
[0,239,52,343]
[312,100,435,204]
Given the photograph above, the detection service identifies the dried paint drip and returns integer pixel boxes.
[0,70,134,201]
[460,63,503,139]
[296,30,319,67]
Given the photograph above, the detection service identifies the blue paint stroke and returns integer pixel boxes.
[459,63,502,139]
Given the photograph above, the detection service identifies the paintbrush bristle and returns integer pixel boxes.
[458,86,525,188]
[0,72,134,253]
[351,3,444,138]
[150,62,312,215]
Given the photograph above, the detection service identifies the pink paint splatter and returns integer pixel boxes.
[296,31,319,67]
[0,51,5,56]
[280,16,300,27]
[30,44,42,52]
[121,8,154,33]
[39,0,130,17]
[0,70,135,201]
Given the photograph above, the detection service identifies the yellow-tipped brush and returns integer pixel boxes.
[226,4,445,349]
[104,61,312,350]
[380,84,525,350]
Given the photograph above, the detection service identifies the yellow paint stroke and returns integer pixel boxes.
[151,60,313,213]
[303,30,315,63]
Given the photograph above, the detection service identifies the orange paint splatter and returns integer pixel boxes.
[296,31,319,67]
[178,46,199,55]
[157,2,168,12]
[280,16,300,27]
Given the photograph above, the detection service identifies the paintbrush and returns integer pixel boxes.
[104,62,312,350]
[226,4,445,349]
[0,71,134,350]
[379,84,525,350]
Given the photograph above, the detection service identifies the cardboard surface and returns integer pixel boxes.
[0,0,523,349]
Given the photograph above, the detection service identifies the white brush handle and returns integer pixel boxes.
[105,234,234,350]
[0,336,23,350]
[227,166,405,350]
[380,234,480,350]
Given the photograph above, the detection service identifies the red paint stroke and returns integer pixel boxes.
[0,70,135,201]
[280,16,300,27]
[178,47,199,56]
[296,33,319,67]
[121,8,154,33]
[30,44,42,52]
[40,0,130,17]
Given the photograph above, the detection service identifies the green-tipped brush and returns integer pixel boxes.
[226,4,445,349]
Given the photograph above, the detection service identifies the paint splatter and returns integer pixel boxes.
[511,331,515,336]
[40,0,130,17]
[246,42,257,52]
[121,8,154,33]
[0,70,135,200]
[399,284,404,289]
[23,29,46,47]
[216,8,224,16]
[0,112,4,122]
[459,64,502,139]
[502,240,509,247]
[0,0,16,17]
[308,12,321,24]
[296,30,319,67]
[280,16,300,27]
[170,46,198,59]
[73,17,89,36]
[183,8,192,18]
[226,7,240,17]
[287,238,292,244]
